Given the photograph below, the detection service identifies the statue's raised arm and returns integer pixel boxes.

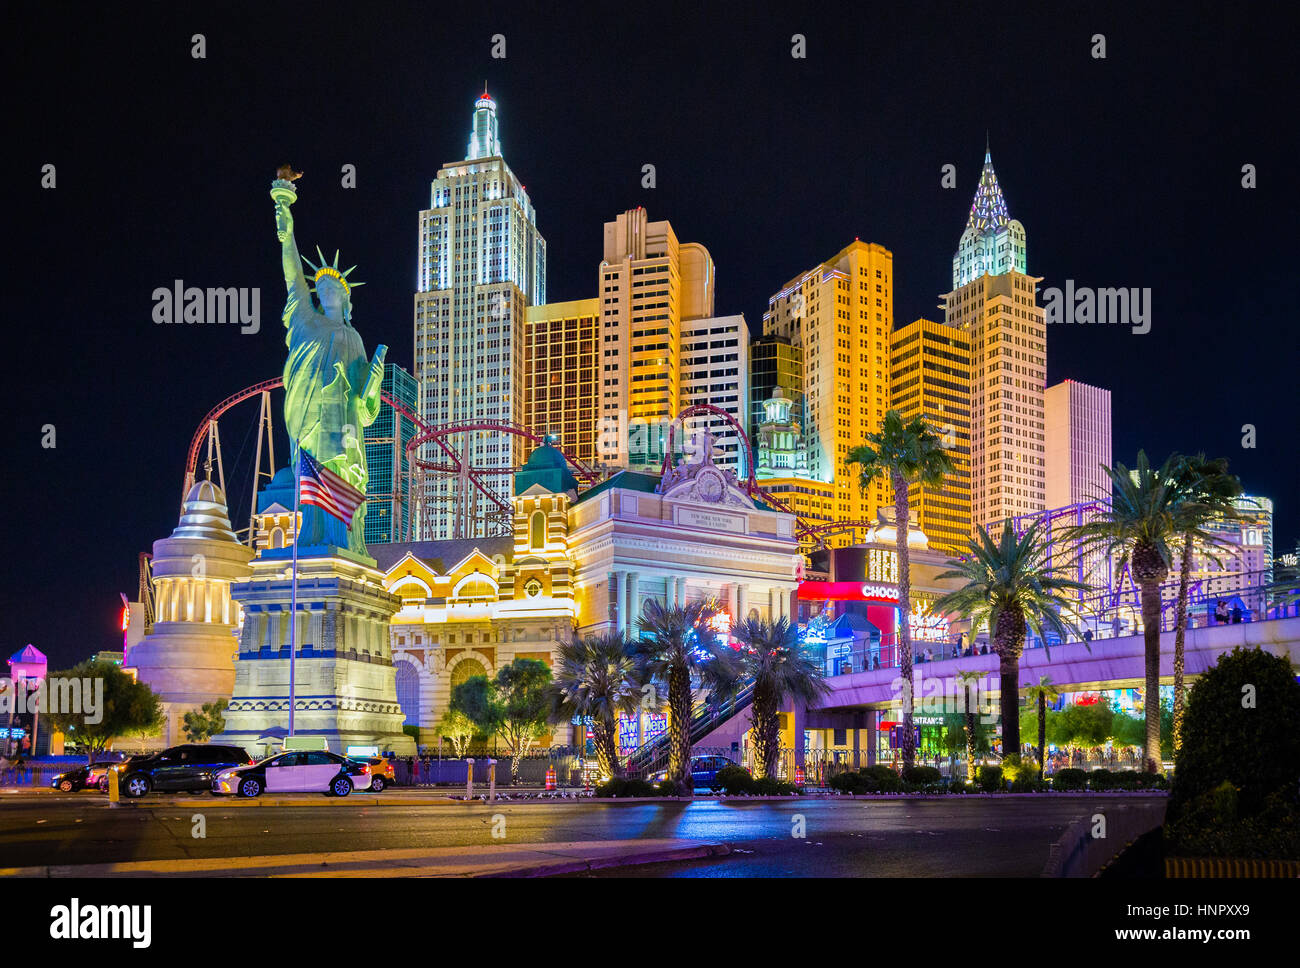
[271,167,310,311]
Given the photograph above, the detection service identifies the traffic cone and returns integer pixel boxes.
[545,765,556,791]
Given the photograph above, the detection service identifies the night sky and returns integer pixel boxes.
[8,2,1297,670]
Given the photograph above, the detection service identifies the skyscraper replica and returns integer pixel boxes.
[760,241,895,543]
[1044,379,1112,509]
[524,298,601,467]
[364,363,420,544]
[943,148,1047,533]
[889,318,973,557]
[415,92,547,539]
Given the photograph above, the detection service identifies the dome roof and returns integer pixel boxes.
[171,480,240,542]
[514,442,578,495]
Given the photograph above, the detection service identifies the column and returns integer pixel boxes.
[614,571,626,634]
[865,711,877,767]
[768,588,776,623]
[791,700,806,774]
[852,711,863,771]
[736,583,748,623]
[627,572,640,630]
[676,577,687,610]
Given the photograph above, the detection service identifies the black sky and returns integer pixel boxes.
[7,1,1297,669]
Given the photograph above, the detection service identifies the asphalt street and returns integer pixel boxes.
[0,792,1161,876]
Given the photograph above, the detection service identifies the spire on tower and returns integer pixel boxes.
[467,87,501,160]
[965,143,1010,232]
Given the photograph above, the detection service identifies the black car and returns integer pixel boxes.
[117,744,253,798]
[49,760,121,792]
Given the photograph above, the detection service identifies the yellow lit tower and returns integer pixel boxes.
[943,146,1047,533]
[889,318,972,557]
[760,241,894,544]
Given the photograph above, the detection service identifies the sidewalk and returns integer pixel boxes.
[0,839,729,878]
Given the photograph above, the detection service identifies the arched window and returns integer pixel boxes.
[450,658,488,691]
[529,510,546,550]
[395,659,421,727]
[269,527,284,550]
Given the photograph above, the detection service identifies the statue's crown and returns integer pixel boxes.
[303,246,364,295]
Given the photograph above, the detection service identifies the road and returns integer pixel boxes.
[0,792,1162,876]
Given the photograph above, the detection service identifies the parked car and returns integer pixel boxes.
[50,761,120,792]
[116,744,253,798]
[650,754,739,790]
[348,756,394,792]
[213,750,371,798]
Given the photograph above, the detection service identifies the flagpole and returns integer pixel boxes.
[289,444,300,740]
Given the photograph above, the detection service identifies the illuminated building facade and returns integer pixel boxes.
[414,92,547,539]
[943,149,1046,533]
[523,298,601,466]
[679,314,750,477]
[889,318,973,557]
[1044,378,1112,509]
[762,241,895,541]
[128,482,254,748]
[749,334,804,442]
[378,438,801,749]
[364,363,420,545]
[597,208,715,470]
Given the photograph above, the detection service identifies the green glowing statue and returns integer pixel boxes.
[272,169,386,555]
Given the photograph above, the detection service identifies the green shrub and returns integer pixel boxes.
[1088,768,1115,791]
[1132,771,1168,790]
[713,764,756,794]
[1170,647,1300,821]
[859,764,903,793]
[594,778,659,798]
[901,765,943,790]
[829,771,865,794]
[948,780,969,794]
[656,779,680,797]
[1165,785,1300,860]
[976,765,1004,792]
[1051,768,1088,791]
[753,777,799,795]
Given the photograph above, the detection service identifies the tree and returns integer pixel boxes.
[952,668,992,782]
[1167,648,1300,837]
[1022,676,1060,781]
[730,617,830,779]
[1048,698,1115,749]
[635,599,740,796]
[450,660,553,783]
[182,699,227,743]
[846,410,955,770]
[1069,451,1186,772]
[43,660,163,763]
[548,631,647,780]
[935,521,1084,759]
[433,708,476,758]
[1168,454,1243,752]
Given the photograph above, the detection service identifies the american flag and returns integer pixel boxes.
[298,449,365,527]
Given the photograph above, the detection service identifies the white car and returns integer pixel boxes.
[213,750,372,798]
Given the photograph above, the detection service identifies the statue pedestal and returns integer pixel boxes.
[214,549,415,759]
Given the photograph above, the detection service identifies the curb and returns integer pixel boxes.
[479,842,730,877]
[1166,856,1300,878]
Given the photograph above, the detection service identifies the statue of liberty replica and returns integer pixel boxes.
[273,166,386,556]
[215,169,413,759]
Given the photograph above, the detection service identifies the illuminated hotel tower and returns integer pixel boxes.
[943,148,1046,532]
[597,208,715,470]
[890,318,972,557]
[761,241,895,544]
[414,92,547,539]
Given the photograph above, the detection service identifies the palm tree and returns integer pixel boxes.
[955,669,984,782]
[1069,451,1185,772]
[846,410,955,770]
[1168,455,1244,752]
[549,631,647,781]
[1023,676,1060,781]
[935,520,1084,761]
[635,599,740,795]
[730,617,831,779]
